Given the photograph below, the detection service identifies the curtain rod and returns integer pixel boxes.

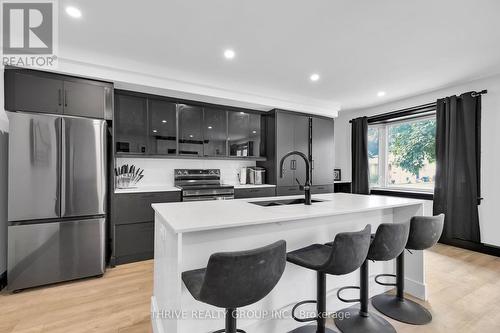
[349,90,487,124]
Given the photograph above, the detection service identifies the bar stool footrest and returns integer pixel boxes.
[374,274,397,287]
[291,300,318,323]
[213,329,246,333]
[337,286,361,303]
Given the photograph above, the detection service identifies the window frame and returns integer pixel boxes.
[368,113,437,194]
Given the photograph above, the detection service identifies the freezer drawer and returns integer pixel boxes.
[7,218,105,291]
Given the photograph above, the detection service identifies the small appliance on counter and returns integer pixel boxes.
[175,169,234,201]
[248,167,266,185]
[239,167,248,184]
[115,164,144,188]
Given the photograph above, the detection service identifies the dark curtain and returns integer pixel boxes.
[433,92,481,243]
[351,117,369,194]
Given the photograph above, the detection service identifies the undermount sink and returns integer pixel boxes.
[250,198,326,207]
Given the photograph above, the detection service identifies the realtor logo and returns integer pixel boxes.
[2,1,57,68]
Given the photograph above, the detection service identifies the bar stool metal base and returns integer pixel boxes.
[334,305,396,333]
[289,325,337,333]
[371,293,432,325]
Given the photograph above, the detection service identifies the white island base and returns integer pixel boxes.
[151,193,425,333]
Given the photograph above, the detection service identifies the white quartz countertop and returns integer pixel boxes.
[115,183,275,193]
[152,193,424,234]
[233,184,276,189]
[114,185,181,194]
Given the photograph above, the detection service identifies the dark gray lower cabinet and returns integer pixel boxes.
[278,185,333,196]
[115,222,154,265]
[277,186,303,196]
[234,187,276,199]
[113,191,181,264]
[334,182,352,193]
[311,184,334,194]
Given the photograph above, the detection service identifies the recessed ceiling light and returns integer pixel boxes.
[240,112,245,115]
[252,130,257,134]
[377,91,386,97]
[224,49,235,60]
[310,73,320,82]
[66,6,82,18]
[152,129,158,133]
[189,134,194,138]
[162,120,167,123]
[207,126,213,129]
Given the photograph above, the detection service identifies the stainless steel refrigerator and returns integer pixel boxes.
[7,111,106,291]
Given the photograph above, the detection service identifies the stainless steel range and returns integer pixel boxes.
[175,169,234,202]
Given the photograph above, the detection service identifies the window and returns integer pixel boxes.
[368,115,437,192]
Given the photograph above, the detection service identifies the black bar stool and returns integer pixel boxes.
[182,240,287,333]
[332,222,410,333]
[371,214,444,325]
[286,225,372,333]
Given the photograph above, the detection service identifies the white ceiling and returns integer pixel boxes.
[58,0,500,115]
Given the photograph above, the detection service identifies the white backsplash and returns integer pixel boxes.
[115,157,256,187]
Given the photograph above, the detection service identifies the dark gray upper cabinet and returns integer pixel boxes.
[275,112,309,186]
[276,112,296,186]
[293,115,310,185]
[148,99,177,155]
[63,79,111,119]
[258,110,335,195]
[228,111,261,157]
[112,89,265,159]
[178,104,204,156]
[312,117,335,185]
[203,107,227,157]
[115,93,148,154]
[4,68,112,119]
[5,70,63,114]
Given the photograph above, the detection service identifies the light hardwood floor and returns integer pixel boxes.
[1,244,500,333]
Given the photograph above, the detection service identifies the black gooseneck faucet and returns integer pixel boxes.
[279,151,312,205]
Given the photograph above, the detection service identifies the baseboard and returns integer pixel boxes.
[404,277,427,301]
[151,296,165,333]
[0,271,6,291]
[440,238,500,257]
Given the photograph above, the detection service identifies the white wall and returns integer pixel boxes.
[0,69,8,276]
[116,157,256,187]
[334,74,500,247]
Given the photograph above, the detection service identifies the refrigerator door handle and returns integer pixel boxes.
[56,118,62,217]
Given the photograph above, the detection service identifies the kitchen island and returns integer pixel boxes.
[151,193,426,333]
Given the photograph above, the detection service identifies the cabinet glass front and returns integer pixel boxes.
[178,104,203,156]
[115,94,147,154]
[203,108,227,156]
[228,112,261,157]
[148,99,177,155]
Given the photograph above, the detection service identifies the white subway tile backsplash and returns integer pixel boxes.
[116,158,256,186]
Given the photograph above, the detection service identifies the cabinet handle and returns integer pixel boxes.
[311,160,314,169]
[58,89,62,106]
[64,90,68,107]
